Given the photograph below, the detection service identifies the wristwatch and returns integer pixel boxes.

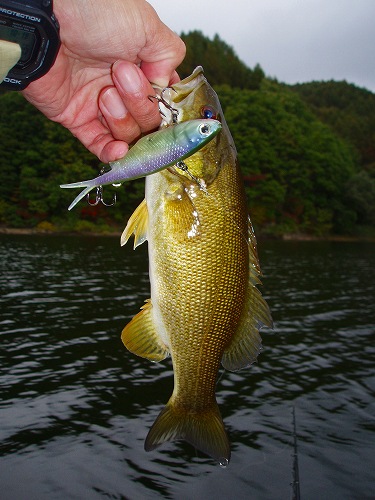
[0,0,60,90]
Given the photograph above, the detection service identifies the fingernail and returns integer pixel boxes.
[114,62,142,95]
[101,87,127,119]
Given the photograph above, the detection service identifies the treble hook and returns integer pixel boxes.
[86,165,117,208]
[87,185,117,207]
[176,161,208,194]
[148,89,179,123]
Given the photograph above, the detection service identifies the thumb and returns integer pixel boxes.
[138,13,186,88]
[141,56,184,88]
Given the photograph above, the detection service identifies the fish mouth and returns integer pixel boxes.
[170,66,206,104]
[157,66,207,126]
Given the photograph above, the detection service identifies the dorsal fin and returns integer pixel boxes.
[222,217,273,371]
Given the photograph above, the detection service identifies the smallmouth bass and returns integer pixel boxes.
[121,66,272,465]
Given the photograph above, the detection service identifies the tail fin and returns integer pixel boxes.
[60,181,95,210]
[144,399,231,465]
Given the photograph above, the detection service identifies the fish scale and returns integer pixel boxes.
[146,157,248,441]
[121,66,273,464]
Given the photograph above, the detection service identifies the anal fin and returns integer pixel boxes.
[121,299,169,362]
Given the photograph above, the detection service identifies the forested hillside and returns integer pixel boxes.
[291,80,375,169]
[0,31,373,237]
[179,31,265,90]
[291,81,375,228]
[217,84,356,235]
[0,93,144,233]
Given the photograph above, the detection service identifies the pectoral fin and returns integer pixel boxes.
[121,299,169,362]
[121,198,148,248]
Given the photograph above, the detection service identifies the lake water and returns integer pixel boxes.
[0,234,374,499]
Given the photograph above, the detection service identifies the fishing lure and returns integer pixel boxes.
[60,119,221,210]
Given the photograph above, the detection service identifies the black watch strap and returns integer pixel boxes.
[30,0,53,13]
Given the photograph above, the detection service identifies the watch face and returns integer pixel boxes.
[0,1,60,90]
[0,24,37,66]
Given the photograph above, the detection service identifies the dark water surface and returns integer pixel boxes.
[0,234,374,499]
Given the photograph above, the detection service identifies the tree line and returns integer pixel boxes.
[0,31,373,237]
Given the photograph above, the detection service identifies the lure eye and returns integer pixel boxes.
[200,105,217,120]
[199,123,210,136]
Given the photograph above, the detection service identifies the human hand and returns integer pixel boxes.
[21,0,185,163]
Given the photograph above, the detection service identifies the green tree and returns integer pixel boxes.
[346,170,375,225]
[0,92,141,231]
[1,31,373,237]
[178,31,264,89]
[291,80,375,169]
[216,84,358,234]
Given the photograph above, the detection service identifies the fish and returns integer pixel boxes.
[60,118,221,210]
[120,66,272,465]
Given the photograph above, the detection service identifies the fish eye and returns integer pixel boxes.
[200,105,217,120]
[199,124,210,135]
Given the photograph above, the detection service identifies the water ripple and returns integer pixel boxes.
[0,236,374,499]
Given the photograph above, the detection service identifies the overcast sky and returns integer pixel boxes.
[148,0,375,93]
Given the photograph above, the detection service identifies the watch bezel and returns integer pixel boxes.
[0,0,60,90]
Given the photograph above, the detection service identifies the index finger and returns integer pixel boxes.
[111,61,162,135]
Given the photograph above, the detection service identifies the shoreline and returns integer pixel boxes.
[1,226,374,242]
[0,227,120,238]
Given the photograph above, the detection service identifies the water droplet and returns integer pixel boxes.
[187,210,201,238]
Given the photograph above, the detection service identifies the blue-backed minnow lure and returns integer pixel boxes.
[60,119,221,210]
